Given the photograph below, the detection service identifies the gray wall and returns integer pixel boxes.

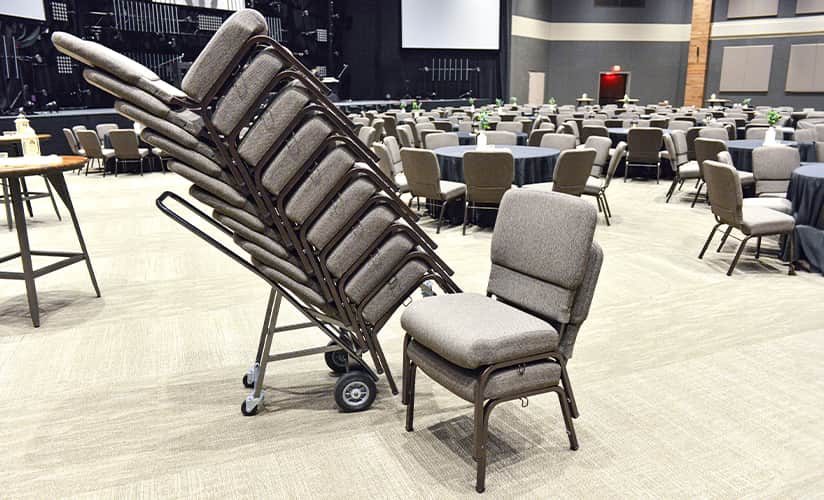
[707,0,824,107]
[509,0,691,105]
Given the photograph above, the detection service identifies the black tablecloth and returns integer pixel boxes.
[785,163,824,273]
[455,132,527,146]
[726,140,802,172]
[435,145,560,186]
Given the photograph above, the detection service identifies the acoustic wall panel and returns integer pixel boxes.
[786,44,824,92]
[727,0,778,19]
[796,0,824,14]
[719,45,774,92]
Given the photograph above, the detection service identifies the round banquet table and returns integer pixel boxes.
[726,140,807,172]
[784,163,824,273]
[735,126,794,141]
[434,145,560,186]
[456,132,527,146]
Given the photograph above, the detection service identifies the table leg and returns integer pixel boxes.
[45,172,101,297]
[20,177,34,217]
[8,177,40,327]
[2,178,12,231]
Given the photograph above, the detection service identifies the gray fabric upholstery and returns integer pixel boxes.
[752,145,800,196]
[425,132,459,150]
[52,32,186,104]
[238,85,311,166]
[168,161,246,208]
[181,9,268,102]
[284,149,357,223]
[214,213,291,261]
[326,206,398,278]
[189,185,265,233]
[743,197,793,215]
[253,258,332,313]
[406,340,561,402]
[740,207,795,236]
[114,101,215,161]
[562,242,603,358]
[261,117,334,196]
[140,129,222,177]
[401,293,559,369]
[344,234,415,303]
[488,190,597,324]
[212,48,286,135]
[236,238,310,285]
[362,260,429,325]
[483,131,517,146]
[306,179,377,250]
[540,133,576,151]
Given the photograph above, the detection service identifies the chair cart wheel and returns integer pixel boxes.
[334,371,377,412]
[324,341,350,374]
[241,396,262,416]
[242,372,254,388]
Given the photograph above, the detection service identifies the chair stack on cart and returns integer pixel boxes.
[52,8,460,414]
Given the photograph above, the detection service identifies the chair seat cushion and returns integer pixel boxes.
[738,171,755,185]
[759,192,788,199]
[741,206,795,236]
[439,180,466,200]
[407,340,561,402]
[679,161,700,178]
[583,176,601,195]
[523,182,553,191]
[743,197,792,215]
[401,293,559,369]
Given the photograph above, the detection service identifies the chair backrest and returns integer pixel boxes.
[109,129,141,159]
[76,129,104,158]
[72,125,88,138]
[685,127,702,160]
[649,118,669,129]
[552,148,597,197]
[703,160,743,227]
[745,127,767,140]
[63,128,81,154]
[399,148,444,199]
[670,129,689,166]
[463,150,514,204]
[582,119,605,127]
[371,142,396,181]
[752,145,800,195]
[564,120,580,140]
[483,130,517,146]
[699,127,729,142]
[95,122,118,139]
[605,119,623,128]
[358,126,377,145]
[603,141,627,189]
[816,124,824,141]
[458,121,473,133]
[581,125,608,144]
[351,117,370,127]
[669,120,692,131]
[583,135,612,169]
[383,115,398,138]
[396,124,414,148]
[425,132,459,150]
[540,133,576,151]
[627,127,663,165]
[528,128,554,147]
[488,189,602,357]
[495,121,523,133]
[695,138,728,178]
[795,128,816,142]
[433,121,453,132]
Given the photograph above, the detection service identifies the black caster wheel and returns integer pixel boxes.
[241,399,260,416]
[324,341,350,374]
[334,371,377,412]
[242,373,254,388]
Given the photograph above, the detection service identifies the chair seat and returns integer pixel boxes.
[583,176,601,195]
[395,172,408,190]
[678,161,700,178]
[741,206,795,236]
[743,197,792,215]
[102,149,115,159]
[400,292,559,370]
[406,340,562,402]
[738,171,755,185]
[523,182,553,191]
[439,180,466,200]
[759,192,788,199]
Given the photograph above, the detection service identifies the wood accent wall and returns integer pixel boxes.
[684,0,714,107]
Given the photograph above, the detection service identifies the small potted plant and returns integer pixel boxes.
[495,98,504,114]
[741,97,751,108]
[468,96,476,113]
[510,96,518,106]
[411,99,421,118]
[765,109,781,145]
[547,97,557,113]
[477,110,491,148]
[399,102,407,113]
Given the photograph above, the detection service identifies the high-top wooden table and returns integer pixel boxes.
[0,155,100,327]
[1,134,58,231]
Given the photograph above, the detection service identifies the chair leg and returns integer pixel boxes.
[788,231,796,276]
[553,387,579,451]
[665,177,678,202]
[623,163,629,182]
[462,200,469,235]
[436,199,448,234]
[716,226,732,252]
[656,162,660,184]
[43,175,62,221]
[699,222,722,259]
[114,159,119,177]
[727,236,752,276]
[691,181,703,208]
[475,400,492,494]
[601,195,611,226]
[602,192,612,218]
[405,362,417,432]
[559,364,579,418]
[755,236,761,259]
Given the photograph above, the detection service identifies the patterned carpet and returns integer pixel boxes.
[1,172,822,498]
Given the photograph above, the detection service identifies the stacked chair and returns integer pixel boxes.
[52,9,460,415]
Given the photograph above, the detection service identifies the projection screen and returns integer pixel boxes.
[401,0,501,50]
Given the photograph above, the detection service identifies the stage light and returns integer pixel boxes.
[612,65,622,72]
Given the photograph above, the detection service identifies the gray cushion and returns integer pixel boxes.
[679,161,700,178]
[306,179,377,250]
[238,85,311,166]
[743,197,793,215]
[212,48,286,135]
[114,101,213,160]
[326,205,398,278]
[236,238,310,285]
[738,171,755,185]
[261,117,334,196]
[401,292,559,369]
[181,9,268,102]
[362,260,429,325]
[284,149,357,224]
[407,340,561,402]
[141,129,222,177]
[214,213,290,261]
[189,185,265,233]
[583,176,601,195]
[344,234,415,303]
[740,206,795,236]
[252,258,332,314]
[167,161,246,208]
[439,180,466,200]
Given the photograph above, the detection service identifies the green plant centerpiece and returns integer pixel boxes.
[399,102,407,112]
[478,110,491,131]
[510,96,517,105]
[468,97,475,106]
[741,97,751,107]
[548,97,556,106]
[495,98,503,108]
[767,109,781,126]
[411,100,421,112]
